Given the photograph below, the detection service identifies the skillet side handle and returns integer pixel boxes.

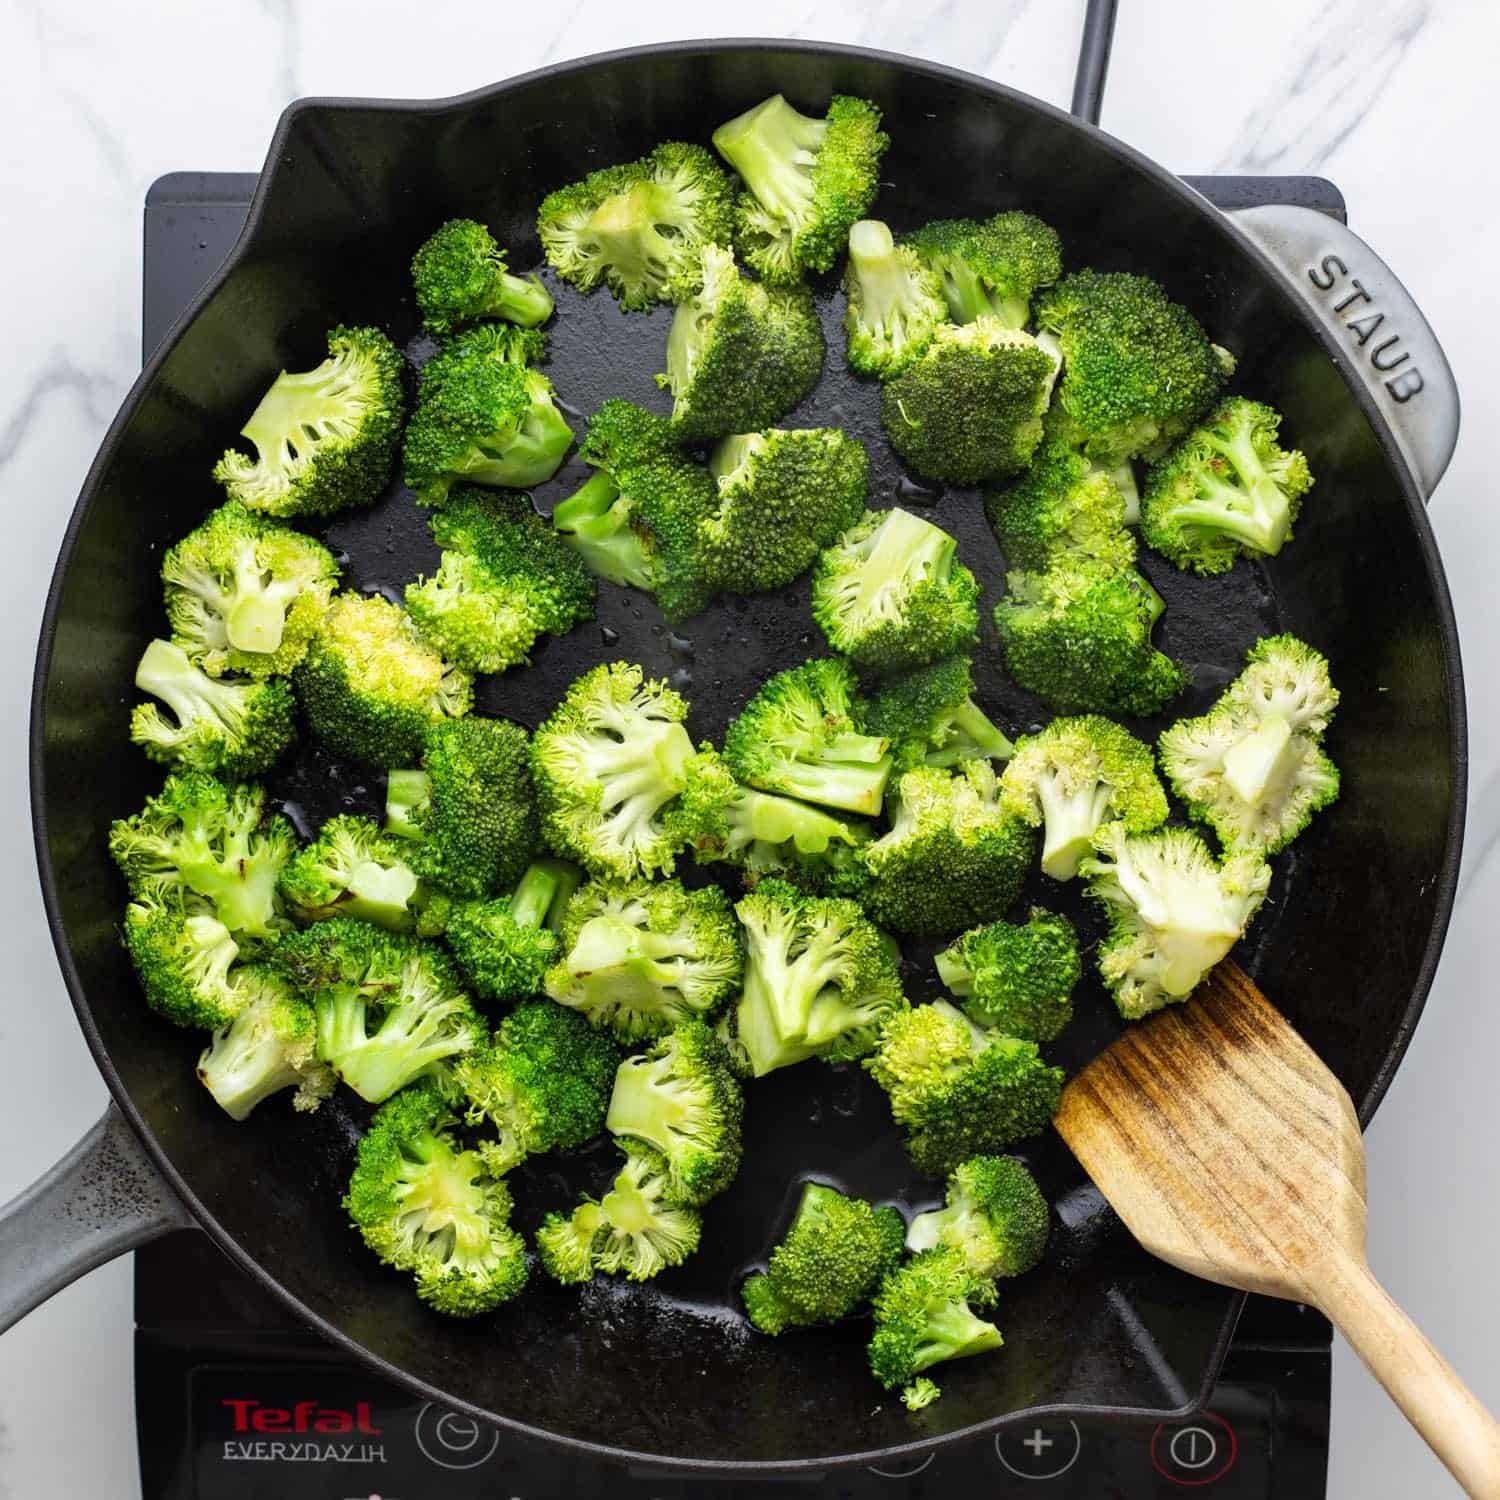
[1226,203,1459,503]
[0,1102,193,1334]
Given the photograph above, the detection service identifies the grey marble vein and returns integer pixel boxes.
[822,0,1035,68]
[0,356,123,476]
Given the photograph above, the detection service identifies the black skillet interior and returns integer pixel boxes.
[36,44,1460,1471]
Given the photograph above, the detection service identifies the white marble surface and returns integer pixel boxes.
[0,0,1496,1494]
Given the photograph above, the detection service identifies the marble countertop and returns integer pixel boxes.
[1,0,1495,1494]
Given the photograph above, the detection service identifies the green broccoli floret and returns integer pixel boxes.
[852,762,1034,937]
[406,487,595,672]
[444,859,581,1003]
[999,715,1169,879]
[535,1142,702,1284]
[865,1001,1064,1176]
[545,876,742,1041]
[122,890,243,1028]
[1081,825,1272,1020]
[401,326,574,505]
[278,814,439,933]
[712,93,888,285]
[868,1246,1004,1410]
[109,773,296,942]
[537,142,737,310]
[906,1155,1049,1279]
[213,324,405,519]
[994,562,1186,717]
[294,593,473,768]
[452,999,622,1175]
[985,437,1137,575]
[857,655,1013,774]
[934,909,1080,1042]
[552,401,719,624]
[161,501,340,679]
[1036,270,1232,466]
[344,1084,527,1316]
[724,659,893,817]
[1159,635,1340,854]
[277,919,484,1102]
[411,218,554,336]
[881,321,1059,486]
[843,219,948,378]
[605,1021,744,1204]
[1142,398,1315,574]
[811,509,981,674]
[384,715,539,899]
[700,427,869,594]
[197,964,334,1120]
[658,244,825,443]
[725,878,906,1078]
[531,662,697,879]
[741,1181,905,1335]
[907,211,1063,329]
[130,639,296,780]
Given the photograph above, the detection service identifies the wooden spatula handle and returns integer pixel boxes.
[1312,1252,1500,1498]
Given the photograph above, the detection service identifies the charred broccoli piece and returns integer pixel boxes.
[907,211,1063,329]
[843,219,948,377]
[857,655,1013,774]
[443,859,581,1004]
[934,909,1081,1042]
[411,218,554,336]
[906,1154,1049,1279]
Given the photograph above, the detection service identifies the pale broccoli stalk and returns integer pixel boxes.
[843,220,948,378]
[905,1155,1049,1279]
[411,218,554,335]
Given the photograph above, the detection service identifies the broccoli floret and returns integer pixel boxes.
[857,655,1013,774]
[985,438,1137,575]
[197,964,333,1120]
[278,919,484,1102]
[1142,398,1315,574]
[386,715,539,899]
[843,219,948,378]
[452,999,622,1175]
[130,639,296,780]
[999,715,1169,879]
[109,772,296,941]
[724,659,893,817]
[852,762,1034,937]
[1036,270,1231,466]
[444,859,581,1003]
[700,427,870,595]
[278,814,439,933]
[344,1084,527,1316]
[531,662,697,879]
[535,1143,702,1284]
[213,325,405,519]
[726,878,906,1078]
[907,211,1063,329]
[881,321,1059,486]
[934,909,1080,1042]
[406,487,595,672]
[161,501,340,679]
[537,142,737,310]
[865,1001,1063,1175]
[658,244,825,443]
[994,562,1186,717]
[1159,635,1340,854]
[741,1182,905,1335]
[401,326,574,505]
[712,94,888,285]
[605,1021,744,1204]
[294,593,473,768]
[122,890,243,1028]
[1081,825,1272,1020]
[868,1246,1004,1410]
[545,876,742,1041]
[411,218,554,336]
[906,1155,1049,1279]
[811,509,981,674]
[552,401,719,624]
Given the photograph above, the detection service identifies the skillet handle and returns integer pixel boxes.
[1225,203,1459,503]
[0,1102,193,1334]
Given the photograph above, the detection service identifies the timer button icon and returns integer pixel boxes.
[413,1402,500,1471]
[1150,1410,1238,1486]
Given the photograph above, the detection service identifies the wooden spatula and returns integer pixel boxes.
[1055,960,1500,1498]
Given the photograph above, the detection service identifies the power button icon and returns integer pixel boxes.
[1150,1410,1238,1486]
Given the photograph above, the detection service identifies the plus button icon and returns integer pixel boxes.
[1023,1428,1054,1458]
[995,1419,1083,1480]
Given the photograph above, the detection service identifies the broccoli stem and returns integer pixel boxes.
[603,1062,692,1155]
[853,508,954,616]
[913,1299,1003,1370]
[1103,460,1141,525]
[933,946,972,996]
[1036,772,1116,881]
[733,790,856,855]
[1222,713,1296,804]
[904,1204,959,1255]
[385,770,433,842]
[491,271,554,328]
[770,759,890,818]
[847,220,929,345]
[928,700,1015,768]
[712,95,826,224]
[510,860,568,931]
[135,639,243,734]
[198,1023,303,1122]
[709,432,765,484]
[345,859,420,924]
[552,471,656,590]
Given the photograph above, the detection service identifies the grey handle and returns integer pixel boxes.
[1227,203,1460,502]
[0,1103,193,1332]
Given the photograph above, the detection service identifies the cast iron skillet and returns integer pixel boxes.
[0,39,1466,1476]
